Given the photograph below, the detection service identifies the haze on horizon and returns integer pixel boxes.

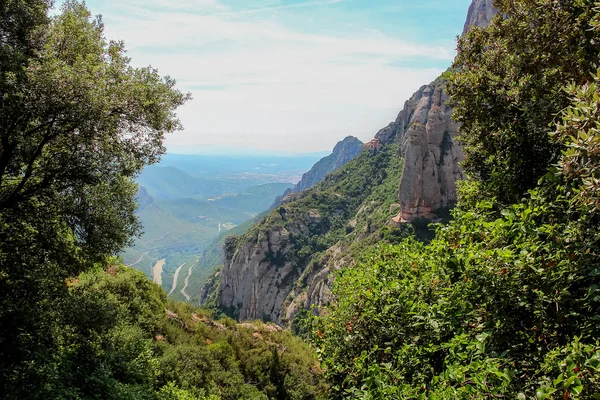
[57,0,472,154]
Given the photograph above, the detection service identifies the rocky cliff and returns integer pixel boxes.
[212,147,403,324]
[375,78,464,222]
[372,0,498,222]
[218,227,296,321]
[273,136,363,207]
[206,0,499,325]
[462,0,498,35]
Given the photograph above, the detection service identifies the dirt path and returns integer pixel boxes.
[126,251,148,267]
[152,259,166,286]
[180,264,194,301]
[168,262,186,296]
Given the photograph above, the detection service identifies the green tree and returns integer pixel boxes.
[316,2,600,398]
[0,1,189,396]
[447,0,600,205]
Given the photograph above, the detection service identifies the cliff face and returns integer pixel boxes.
[217,207,327,322]
[462,0,498,35]
[375,79,464,222]
[373,0,498,222]
[218,227,295,321]
[274,136,363,207]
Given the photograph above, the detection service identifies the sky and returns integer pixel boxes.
[58,0,472,154]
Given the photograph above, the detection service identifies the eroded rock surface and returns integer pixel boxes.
[374,0,498,222]
[462,0,498,35]
[218,226,295,322]
[375,79,465,221]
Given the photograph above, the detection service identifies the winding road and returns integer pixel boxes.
[126,251,148,267]
[180,264,195,301]
[168,262,187,296]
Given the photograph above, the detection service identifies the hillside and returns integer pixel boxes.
[196,136,368,307]
[200,6,493,324]
[123,182,293,303]
[208,145,422,323]
[129,140,365,305]
[273,136,363,207]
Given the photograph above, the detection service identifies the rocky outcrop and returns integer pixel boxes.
[396,80,464,221]
[273,136,363,207]
[217,216,321,323]
[373,0,498,222]
[218,228,291,322]
[282,242,350,322]
[375,79,464,221]
[462,0,498,35]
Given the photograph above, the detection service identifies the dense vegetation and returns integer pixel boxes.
[314,1,600,398]
[0,1,326,398]
[57,264,325,399]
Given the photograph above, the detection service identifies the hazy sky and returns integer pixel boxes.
[63,0,472,154]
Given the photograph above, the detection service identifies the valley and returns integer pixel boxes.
[122,154,321,303]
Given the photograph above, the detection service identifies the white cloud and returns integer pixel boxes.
[88,0,454,153]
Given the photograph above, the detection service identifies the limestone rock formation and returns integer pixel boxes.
[273,136,363,207]
[462,0,498,35]
[376,79,465,222]
[373,0,498,222]
[218,220,314,322]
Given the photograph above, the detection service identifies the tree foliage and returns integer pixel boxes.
[0,1,189,394]
[51,264,326,399]
[315,1,600,398]
[447,0,600,205]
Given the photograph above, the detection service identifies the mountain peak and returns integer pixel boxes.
[272,136,364,208]
[332,136,362,155]
[462,0,498,35]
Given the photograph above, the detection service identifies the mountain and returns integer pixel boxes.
[462,0,498,35]
[273,136,363,207]
[214,147,407,323]
[200,0,500,325]
[370,0,498,222]
[136,186,154,210]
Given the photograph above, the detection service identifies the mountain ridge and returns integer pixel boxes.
[272,136,363,208]
[200,0,501,325]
